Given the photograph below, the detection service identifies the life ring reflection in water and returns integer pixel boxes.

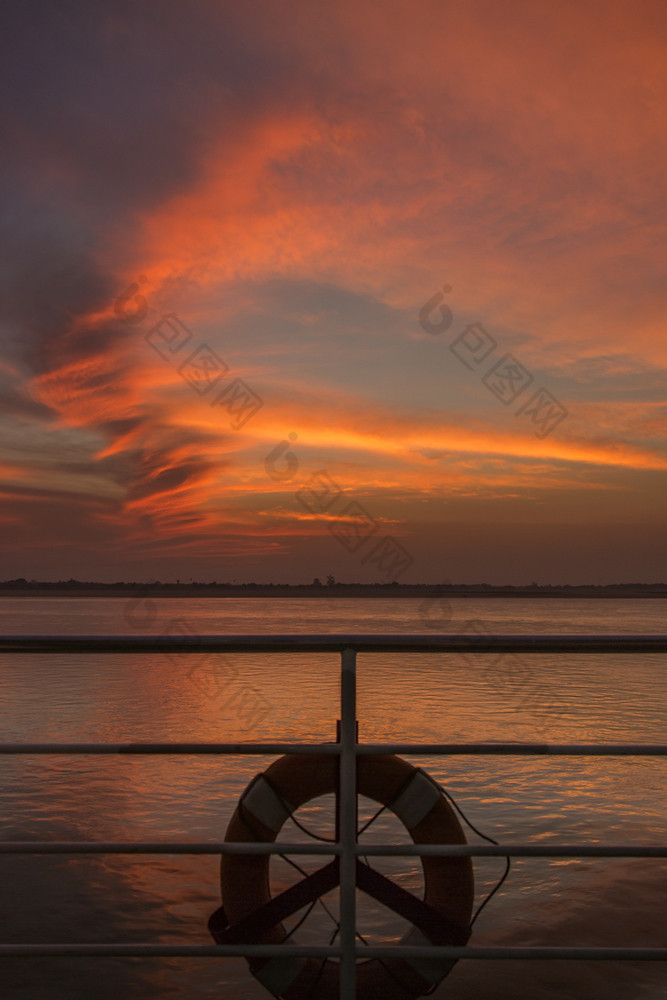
[209,754,474,1000]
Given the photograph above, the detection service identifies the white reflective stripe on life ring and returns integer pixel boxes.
[389,768,441,829]
[402,927,451,984]
[242,774,294,832]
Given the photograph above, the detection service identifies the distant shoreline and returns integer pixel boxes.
[2,584,667,599]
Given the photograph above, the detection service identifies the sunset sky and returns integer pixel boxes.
[1,0,666,584]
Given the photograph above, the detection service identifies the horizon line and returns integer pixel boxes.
[2,579,667,591]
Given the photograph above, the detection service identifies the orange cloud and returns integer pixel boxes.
[6,0,666,581]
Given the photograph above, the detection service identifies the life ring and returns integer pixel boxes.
[209,754,474,1000]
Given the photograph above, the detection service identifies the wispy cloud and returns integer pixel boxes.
[2,0,666,581]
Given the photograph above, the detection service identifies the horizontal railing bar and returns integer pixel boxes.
[1,842,665,857]
[362,743,667,755]
[0,742,665,755]
[358,844,667,857]
[0,841,340,855]
[1,944,665,960]
[0,944,343,958]
[362,946,667,961]
[0,742,341,755]
[2,634,667,654]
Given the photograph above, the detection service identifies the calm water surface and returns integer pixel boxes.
[0,597,665,999]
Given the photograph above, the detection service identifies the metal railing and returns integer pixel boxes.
[1,634,667,999]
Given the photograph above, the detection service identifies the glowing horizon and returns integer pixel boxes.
[2,1,666,584]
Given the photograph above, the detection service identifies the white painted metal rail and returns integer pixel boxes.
[1,634,667,999]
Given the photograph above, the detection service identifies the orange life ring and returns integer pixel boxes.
[210,754,474,1000]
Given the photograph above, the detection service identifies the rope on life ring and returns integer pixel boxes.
[209,754,474,1000]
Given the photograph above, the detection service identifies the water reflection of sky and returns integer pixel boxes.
[0,598,666,998]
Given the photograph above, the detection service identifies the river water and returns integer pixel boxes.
[0,596,665,999]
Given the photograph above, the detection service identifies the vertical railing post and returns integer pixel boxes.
[339,646,357,999]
